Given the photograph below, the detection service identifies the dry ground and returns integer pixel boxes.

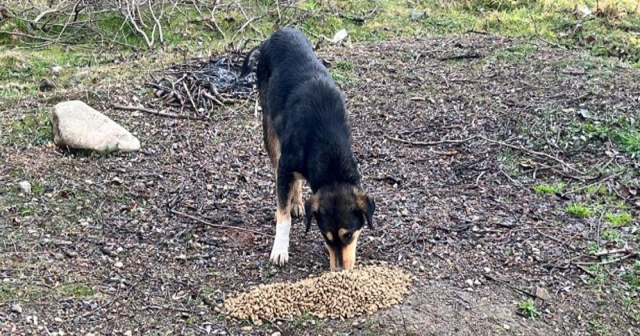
[1,34,639,335]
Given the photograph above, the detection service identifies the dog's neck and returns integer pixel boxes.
[306,148,362,193]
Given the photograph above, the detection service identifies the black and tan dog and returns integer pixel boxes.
[239,27,375,271]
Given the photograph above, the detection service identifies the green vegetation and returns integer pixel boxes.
[567,203,594,218]
[605,212,633,227]
[581,121,640,156]
[534,182,566,195]
[621,261,640,288]
[517,298,538,319]
[59,284,95,298]
[3,108,52,146]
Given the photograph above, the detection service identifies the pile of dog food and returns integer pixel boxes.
[224,265,413,324]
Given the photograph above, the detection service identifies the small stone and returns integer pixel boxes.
[241,326,252,332]
[18,181,32,194]
[534,287,551,301]
[473,279,481,286]
[271,333,281,336]
[54,317,63,322]
[39,78,56,91]
[51,65,63,74]
[114,261,123,268]
[410,10,424,20]
[465,279,474,287]
[124,331,132,336]
[74,71,90,79]
[503,324,510,330]
[483,267,491,273]
[11,304,22,313]
[330,28,348,44]
[401,209,409,217]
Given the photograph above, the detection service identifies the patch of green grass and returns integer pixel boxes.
[31,181,45,195]
[534,182,566,195]
[621,261,640,288]
[588,264,608,284]
[580,120,640,156]
[493,43,536,61]
[18,204,34,216]
[600,228,623,245]
[615,129,640,155]
[59,284,95,298]
[587,318,612,336]
[517,298,538,319]
[0,285,15,301]
[3,108,53,146]
[567,203,594,218]
[330,60,358,85]
[605,212,633,227]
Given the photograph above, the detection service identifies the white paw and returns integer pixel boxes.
[269,243,289,265]
[269,217,291,266]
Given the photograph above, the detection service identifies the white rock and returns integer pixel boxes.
[114,261,123,268]
[465,279,474,287]
[19,181,32,194]
[11,304,22,313]
[331,29,348,44]
[50,101,140,153]
[51,65,63,74]
[74,71,90,79]
[124,331,132,336]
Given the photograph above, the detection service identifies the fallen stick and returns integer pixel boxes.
[384,134,476,146]
[478,136,585,176]
[170,209,268,236]
[593,247,635,257]
[112,104,205,121]
[574,252,637,266]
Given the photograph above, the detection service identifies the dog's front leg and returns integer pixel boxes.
[270,165,294,266]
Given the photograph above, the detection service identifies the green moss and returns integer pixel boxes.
[604,212,633,227]
[567,203,594,218]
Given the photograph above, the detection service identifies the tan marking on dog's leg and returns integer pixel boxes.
[341,229,362,271]
[290,179,305,217]
[326,242,338,271]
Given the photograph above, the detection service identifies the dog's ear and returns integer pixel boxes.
[355,191,375,229]
[304,194,319,234]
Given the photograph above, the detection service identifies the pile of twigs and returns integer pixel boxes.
[146,54,256,118]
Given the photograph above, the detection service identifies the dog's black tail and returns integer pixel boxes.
[238,45,261,78]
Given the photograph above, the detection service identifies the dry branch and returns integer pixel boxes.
[170,209,268,236]
[112,104,206,120]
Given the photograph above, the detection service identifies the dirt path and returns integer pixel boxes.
[1,34,639,335]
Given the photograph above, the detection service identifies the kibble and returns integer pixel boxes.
[224,265,412,324]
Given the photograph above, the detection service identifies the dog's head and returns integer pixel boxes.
[304,184,375,271]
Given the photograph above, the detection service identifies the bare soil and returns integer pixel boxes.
[1,34,639,335]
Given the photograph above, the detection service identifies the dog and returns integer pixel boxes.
[239,27,375,271]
